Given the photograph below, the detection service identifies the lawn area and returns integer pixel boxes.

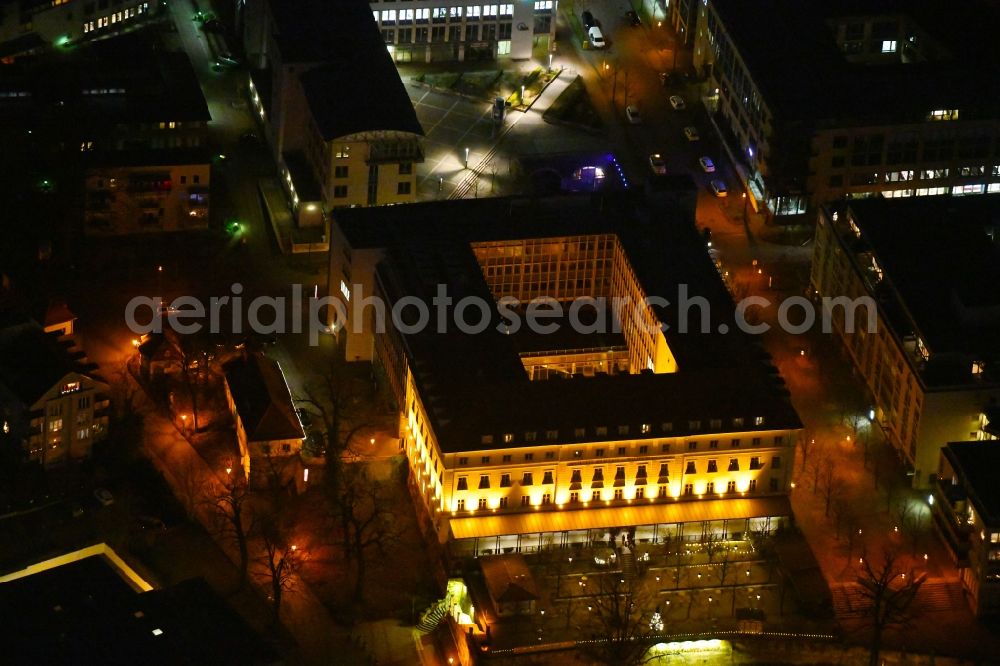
[542,76,603,132]
[414,67,560,106]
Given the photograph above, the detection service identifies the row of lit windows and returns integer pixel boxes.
[881,183,1000,198]
[332,182,412,199]
[478,417,770,445]
[81,3,147,33]
[375,4,513,22]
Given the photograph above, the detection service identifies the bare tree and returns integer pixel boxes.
[581,575,659,666]
[856,547,926,666]
[335,463,400,603]
[703,532,724,564]
[819,460,845,518]
[207,468,255,587]
[797,431,815,474]
[258,512,304,624]
[809,449,829,495]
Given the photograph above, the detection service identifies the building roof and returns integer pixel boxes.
[267,0,422,139]
[0,318,98,407]
[333,187,800,453]
[708,0,1000,125]
[943,441,1000,525]
[839,195,1000,385]
[451,495,792,540]
[478,555,538,603]
[0,554,278,666]
[223,353,304,443]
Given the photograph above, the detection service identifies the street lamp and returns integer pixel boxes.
[464,147,470,169]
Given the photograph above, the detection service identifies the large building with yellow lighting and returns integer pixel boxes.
[328,184,801,556]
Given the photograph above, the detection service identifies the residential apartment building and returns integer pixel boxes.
[368,0,548,62]
[0,0,158,58]
[933,441,1000,617]
[667,0,697,46]
[0,318,109,468]
[810,196,1000,487]
[328,185,800,557]
[242,0,423,223]
[692,0,1000,220]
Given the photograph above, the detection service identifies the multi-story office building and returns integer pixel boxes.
[0,0,158,57]
[0,318,109,469]
[242,0,423,222]
[810,196,1000,487]
[693,0,1000,220]
[368,0,554,63]
[933,441,1000,617]
[667,0,697,46]
[328,184,801,557]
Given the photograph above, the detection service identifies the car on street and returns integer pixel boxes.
[218,53,240,67]
[136,515,166,531]
[625,10,640,26]
[94,488,114,507]
[710,179,728,197]
[582,10,595,29]
[588,26,606,49]
[683,126,700,141]
[625,105,642,124]
[669,95,686,110]
[648,154,666,175]
[699,156,716,173]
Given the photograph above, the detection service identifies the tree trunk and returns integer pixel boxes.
[353,539,367,603]
[236,524,248,587]
[869,625,883,666]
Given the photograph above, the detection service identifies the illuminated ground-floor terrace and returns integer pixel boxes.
[447,495,790,558]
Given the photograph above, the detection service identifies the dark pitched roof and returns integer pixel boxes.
[0,555,278,666]
[479,555,539,604]
[944,441,1000,525]
[0,319,96,406]
[224,353,304,443]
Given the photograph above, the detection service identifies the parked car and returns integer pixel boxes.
[699,156,716,173]
[683,126,700,141]
[588,26,606,49]
[669,95,686,110]
[582,10,595,29]
[648,154,666,175]
[94,488,114,507]
[625,10,640,26]
[710,179,728,197]
[625,105,642,124]
[492,97,506,123]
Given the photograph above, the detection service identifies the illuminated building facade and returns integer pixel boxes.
[933,442,1000,617]
[328,187,801,556]
[241,0,423,224]
[0,0,158,56]
[810,197,1000,487]
[0,320,109,469]
[692,0,1000,219]
[367,0,552,63]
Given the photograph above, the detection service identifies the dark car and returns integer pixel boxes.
[582,10,595,29]
[625,10,640,26]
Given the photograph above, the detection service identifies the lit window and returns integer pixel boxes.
[881,40,897,53]
[503,433,514,443]
[340,280,351,301]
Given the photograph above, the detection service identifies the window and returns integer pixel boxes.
[771,456,782,469]
[415,8,430,20]
[500,474,511,487]
[399,162,413,175]
[503,433,514,443]
[749,479,757,492]
[397,182,412,195]
[335,146,351,159]
[524,431,537,442]
[639,445,648,454]
[78,396,91,409]
[481,435,493,445]
[596,426,608,436]
[731,439,741,448]
[282,444,291,453]
[542,471,554,484]
[450,7,462,18]
[613,489,624,500]
[432,7,448,20]
[381,9,396,22]
[707,460,718,473]
[685,461,696,474]
[545,451,555,460]
[499,497,508,508]
[750,456,762,470]
[881,40,897,53]
[596,448,605,457]
[658,485,668,498]
[180,175,187,185]
[774,436,784,445]
[456,499,466,511]
[660,443,670,453]
[481,456,491,464]
[754,416,765,426]
[77,428,89,440]
[752,437,761,446]
[706,482,715,494]
[465,5,480,18]
[334,166,348,178]
[521,495,530,506]
[524,452,534,461]
[542,493,552,505]
[617,446,626,455]
[48,419,63,432]
[399,9,414,21]
[546,430,559,440]
[709,440,718,449]
[478,498,488,510]
[521,472,533,486]
[728,458,740,472]
[617,425,629,435]
[574,428,586,438]
[769,478,779,491]
[534,0,553,9]
[709,419,722,430]
[641,423,651,434]
[732,417,744,428]
[193,175,200,185]
[479,475,490,489]
[570,491,579,503]
[502,454,511,462]
[683,483,694,496]
[457,477,468,491]
[661,422,673,433]
[459,457,468,465]
[726,480,736,493]
[687,441,697,451]
[688,420,701,431]
[500,4,513,16]
[484,4,498,17]
[333,185,348,198]
[592,490,601,502]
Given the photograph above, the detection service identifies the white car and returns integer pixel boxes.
[648,153,666,174]
[683,126,700,141]
[699,156,716,173]
[588,26,606,49]
[669,95,686,110]
[625,105,642,124]
[710,179,728,197]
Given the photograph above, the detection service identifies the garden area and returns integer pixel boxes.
[542,76,603,132]
[413,66,561,108]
